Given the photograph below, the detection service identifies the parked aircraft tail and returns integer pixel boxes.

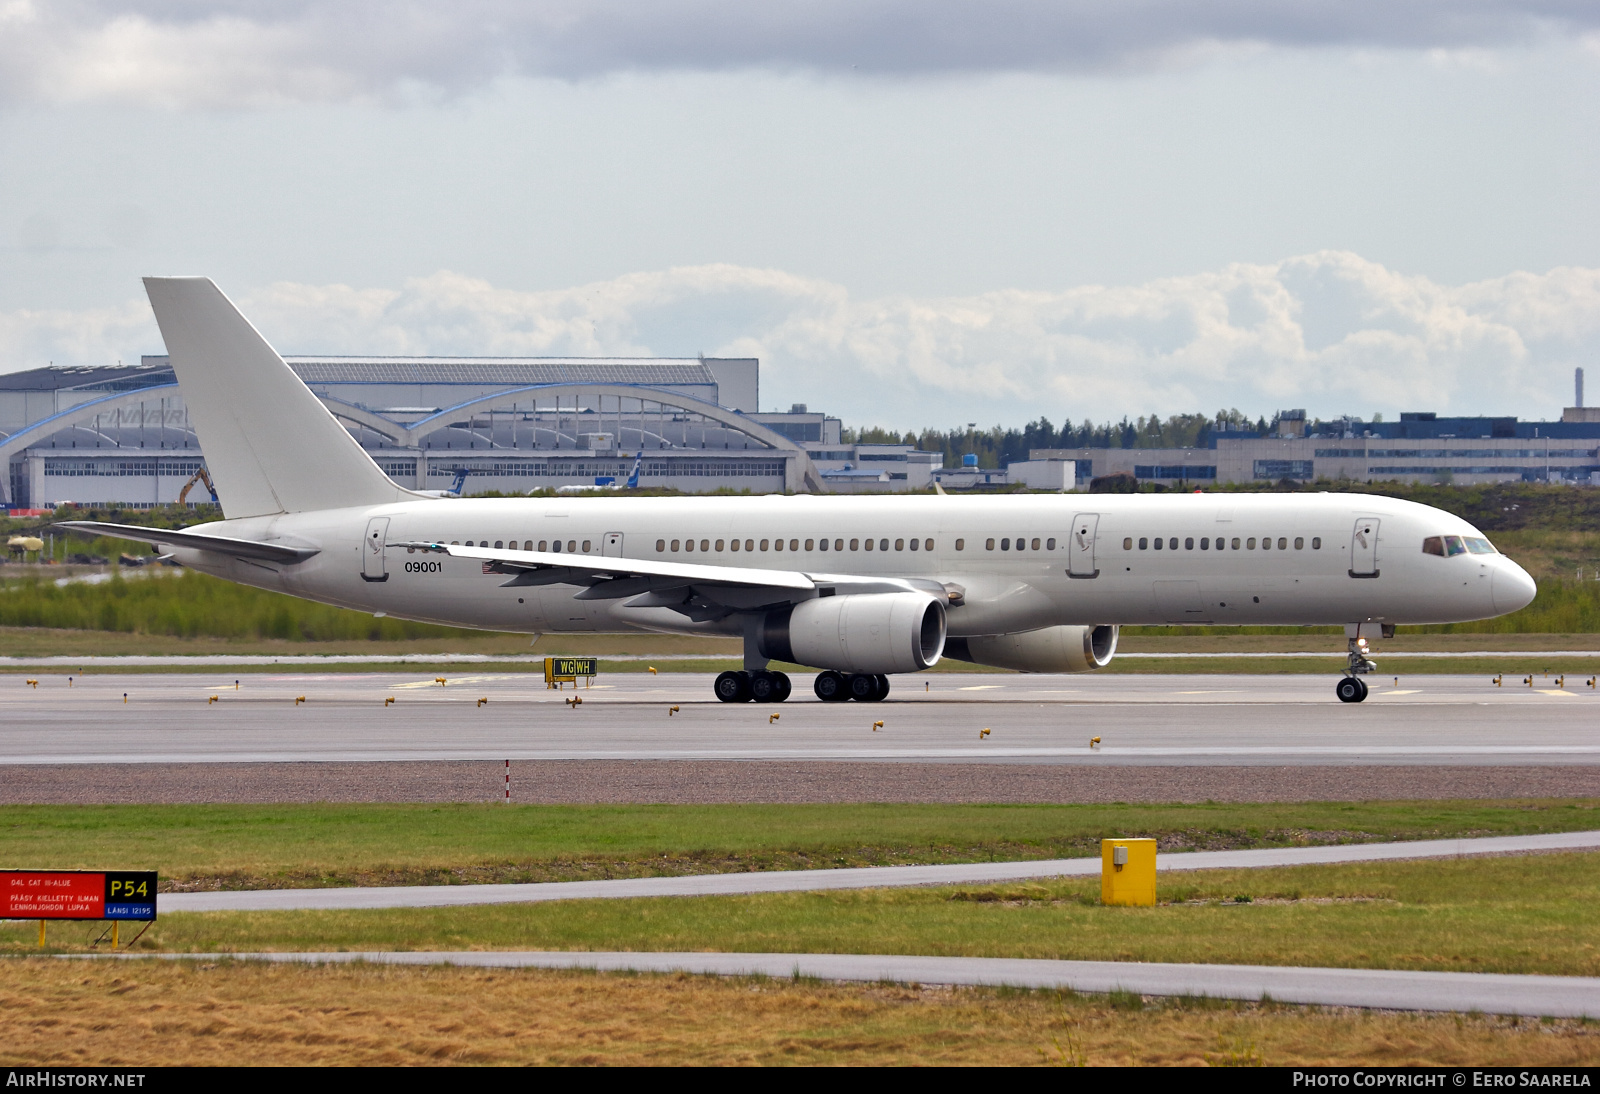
[626,451,644,490]
[143,277,409,518]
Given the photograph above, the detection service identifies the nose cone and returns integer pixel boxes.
[1492,562,1537,616]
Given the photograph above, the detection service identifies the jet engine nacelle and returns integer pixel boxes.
[762,592,946,675]
[945,624,1119,673]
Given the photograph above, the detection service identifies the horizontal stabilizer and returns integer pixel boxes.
[55,521,319,565]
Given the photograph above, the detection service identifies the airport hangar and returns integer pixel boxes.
[0,355,926,509]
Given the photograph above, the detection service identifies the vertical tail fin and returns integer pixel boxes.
[626,451,644,490]
[144,277,407,518]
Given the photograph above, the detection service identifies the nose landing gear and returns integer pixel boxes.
[1336,634,1378,703]
[714,670,792,703]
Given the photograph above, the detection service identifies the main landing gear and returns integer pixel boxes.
[1336,632,1379,703]
[813,671,890,703]
[714,670,792,703]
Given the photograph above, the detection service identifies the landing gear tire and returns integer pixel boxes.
[814,670,849,702]
[749,671,792,703]
[848,673,881,702]
[1335,676,1368,704]
[715,670,752,703]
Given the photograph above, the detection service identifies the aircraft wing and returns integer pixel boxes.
[54,521,320,565]
[400,540,811,595]
[397,541,946,617]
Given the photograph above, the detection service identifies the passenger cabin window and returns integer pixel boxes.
[1246,538,1256,549]
[1294,537,1304,550]
[850,539,860,551]
[1047,538,1056,550]
[1123,538,1133,550]
[1184,537,1194,550]
[807,539,816,550]
[656,539,665,552]
[1312,537,1321,549]
[716,539,725,551]
[955,539,964,550]
[1138,538,1148,550]
[985,539,995,550]
[1153,538,1163,551]
[1232,538,1241,549]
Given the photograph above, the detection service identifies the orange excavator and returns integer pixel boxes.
[177,467,217,506]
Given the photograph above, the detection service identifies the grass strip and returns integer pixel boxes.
[13,854,1595,979]
[2,800,1596,892]
[4,958,1595,1066]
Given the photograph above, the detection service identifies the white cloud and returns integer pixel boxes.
[4,252,1596,427]
[0,1,1593,107]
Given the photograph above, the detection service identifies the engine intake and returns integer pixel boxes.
[945,625,1119,673]
[762,592,946,674]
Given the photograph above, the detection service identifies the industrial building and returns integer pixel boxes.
[1031,406,1600,489]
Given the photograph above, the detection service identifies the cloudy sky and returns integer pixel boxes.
[3,2,1599,429]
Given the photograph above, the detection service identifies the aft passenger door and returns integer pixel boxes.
[1067,513,1100,578]
[603,532,624,557]
[362,517,389,582]
[1349,517,1380,578]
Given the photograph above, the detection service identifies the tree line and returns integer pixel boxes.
[843,410,1269,468]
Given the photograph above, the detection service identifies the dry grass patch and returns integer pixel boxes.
[1,958,1596,1067]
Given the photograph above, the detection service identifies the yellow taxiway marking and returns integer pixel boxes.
[394,675,523,689]
[1537,688,1581,697]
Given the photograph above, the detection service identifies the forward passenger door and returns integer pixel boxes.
[1349,518,1380,578]
[1068,513,1100,578]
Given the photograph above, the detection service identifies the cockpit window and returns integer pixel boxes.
[1422,536,1445,556]
[1465,537,1497,555]
[1443,535,1466,556]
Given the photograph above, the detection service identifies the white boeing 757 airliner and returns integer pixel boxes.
[59,278,1536,705]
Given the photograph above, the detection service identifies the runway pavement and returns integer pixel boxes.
[2,670,1597,767]
[80,951,1600,1018]
[157,830,1600,913]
